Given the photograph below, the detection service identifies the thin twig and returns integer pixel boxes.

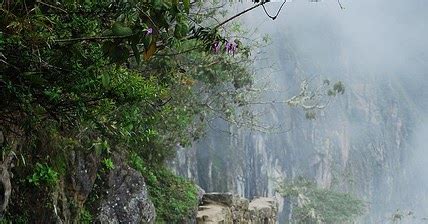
[54,35,132,43]
[156,44,203,57]
[0,59,21,71]
[337,0,345,9]
[36,0,68,14]
[262,1,286,20]
[213,2,267,30]
[135,6,160,32]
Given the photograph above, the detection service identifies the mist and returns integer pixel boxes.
[239,0,428,221]
[171,0,428,223]
[242,0,428,220]
[240,0,428,78]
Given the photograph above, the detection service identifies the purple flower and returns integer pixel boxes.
[225,40,238,55]
[230,43,238,54]
[225,41,231,52]
[212,41,220,53]
[146,28,153,35]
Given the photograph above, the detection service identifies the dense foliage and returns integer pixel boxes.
[0,0,256,222]
[277,177,366,224]
[1,0,254,161]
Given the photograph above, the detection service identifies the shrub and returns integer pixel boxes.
[277,177,365,224]
[27,163,59,187]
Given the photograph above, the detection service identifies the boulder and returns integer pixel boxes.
[0,153,12,213]
[96,153,156,224]
[248,197,278,224]
[202,192,235,206]
[68,150,100,205]
[197,203,232,223]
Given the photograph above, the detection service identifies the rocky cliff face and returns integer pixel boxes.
[5,149,157,223]
[173,67,424,224]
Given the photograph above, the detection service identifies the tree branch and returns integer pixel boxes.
[213,2,268,30]
[36,0,68,14]
[337,0,345,9]
[53,35,133,43]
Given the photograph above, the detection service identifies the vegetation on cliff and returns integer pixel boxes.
[0,0,257,222]
[1,0,357,222]
[277,177,365,224]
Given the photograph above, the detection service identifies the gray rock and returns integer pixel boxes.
[196,203,232,223]
[69,150,100,204]
[202,192,234,206]
[196,193,278,224]
[231,197,250,223]
[0,153,12,213]
[196,184,206,205]
[249,197,278,224]
[96,153,156,224]
[0,131,4,146]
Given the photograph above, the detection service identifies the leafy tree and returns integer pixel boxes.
[286,79,345,120]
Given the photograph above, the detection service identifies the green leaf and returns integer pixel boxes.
[101,74,110,89]
[23,72,46,86]
[110,45,129,64]
[183,0,190,13]
[102,41,115,55]
[131,44,140,65]
[142,34,153,50]
[174,22,188,39]
[111,22,133,36]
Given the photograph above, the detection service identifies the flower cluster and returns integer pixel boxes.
[225,40,238,55]
[211,40,239,55]
[212,41,221,53]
